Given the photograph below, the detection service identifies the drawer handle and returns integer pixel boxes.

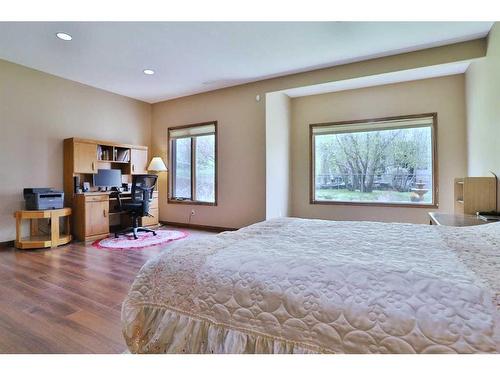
[103,209,107,217]
[132,164,135,172]
[92,161,95,171]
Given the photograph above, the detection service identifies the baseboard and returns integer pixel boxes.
[160,221,238,233]
[0,240,14,248]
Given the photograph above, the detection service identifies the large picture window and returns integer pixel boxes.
[168,121,217,205]
[310,114,437,207]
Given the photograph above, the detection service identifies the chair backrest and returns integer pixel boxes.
[131,174,158,204]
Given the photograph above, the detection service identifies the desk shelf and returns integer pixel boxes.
[17,234,72,249]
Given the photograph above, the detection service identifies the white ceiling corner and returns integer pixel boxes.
[282,61,471,98]
[0,22,493,103]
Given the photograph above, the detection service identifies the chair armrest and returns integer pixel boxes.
[111,191,123,210]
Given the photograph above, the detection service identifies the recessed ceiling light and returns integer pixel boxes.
[56,32,72,41]
[143,69,155,75]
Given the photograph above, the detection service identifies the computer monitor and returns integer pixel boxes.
[93,169,122,189]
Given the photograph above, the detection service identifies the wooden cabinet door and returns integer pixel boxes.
[130,148,148,175]
[141,208,159,227]
[74,142,97,174]
[141,194,159,226]
[85,200,109,236]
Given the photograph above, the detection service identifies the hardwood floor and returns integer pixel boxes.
[0,227,214,353]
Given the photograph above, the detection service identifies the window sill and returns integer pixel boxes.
[168,199,217,206]
[310,199,438,208]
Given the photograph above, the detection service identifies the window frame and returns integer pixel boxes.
[309,113,438,208]
[168,121,218,206]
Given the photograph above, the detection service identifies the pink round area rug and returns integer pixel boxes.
[93,229,188,250]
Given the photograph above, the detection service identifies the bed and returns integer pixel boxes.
[122,217,500,353]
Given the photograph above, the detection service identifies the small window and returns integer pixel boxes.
[310,114,437,207]
[168,122,217,205]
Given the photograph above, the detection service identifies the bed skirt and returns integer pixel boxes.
[122,304,323,354]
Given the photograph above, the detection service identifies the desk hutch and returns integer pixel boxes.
[63,137,159,242]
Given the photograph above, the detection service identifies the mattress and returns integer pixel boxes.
[122,217,500,353]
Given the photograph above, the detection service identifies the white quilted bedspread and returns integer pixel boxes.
[122,218,500,353]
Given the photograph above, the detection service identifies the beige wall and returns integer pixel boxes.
[152,40,483,228]
[151,85,267,229]
[0,59,151,242]
[290,75,467,224]
[0,38,484,241]
[466,22,500,207]
[266,92,291,219]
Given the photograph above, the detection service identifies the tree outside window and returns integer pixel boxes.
[311,114,437,206]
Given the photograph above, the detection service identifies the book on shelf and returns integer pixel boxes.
[116,149,130,162]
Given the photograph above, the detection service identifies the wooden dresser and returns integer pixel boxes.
[64,138,159,242]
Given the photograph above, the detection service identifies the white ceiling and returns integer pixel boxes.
[0,22,493,103]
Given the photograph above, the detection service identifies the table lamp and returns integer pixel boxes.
[148,157,167,192]
[147,157,168,172]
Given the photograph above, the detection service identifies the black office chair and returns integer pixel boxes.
[114,174,158,240]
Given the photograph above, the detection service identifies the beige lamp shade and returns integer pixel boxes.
[147,157,168,172]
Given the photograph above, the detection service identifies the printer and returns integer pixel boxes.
[23,188,64,210]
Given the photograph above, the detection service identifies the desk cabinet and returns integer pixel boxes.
[141,208,159,227]
[74,194,110,241]
[85,198,109,237]
[130,148,148,174]
[140,192,159,226]
[74,142,97,173]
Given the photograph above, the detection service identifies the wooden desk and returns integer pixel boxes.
[73,191,158,242]
[428,212,490,227]
[63,137,154,242]
[14,208,72,249]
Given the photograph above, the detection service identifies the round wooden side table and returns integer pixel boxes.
[13,208,72,249]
